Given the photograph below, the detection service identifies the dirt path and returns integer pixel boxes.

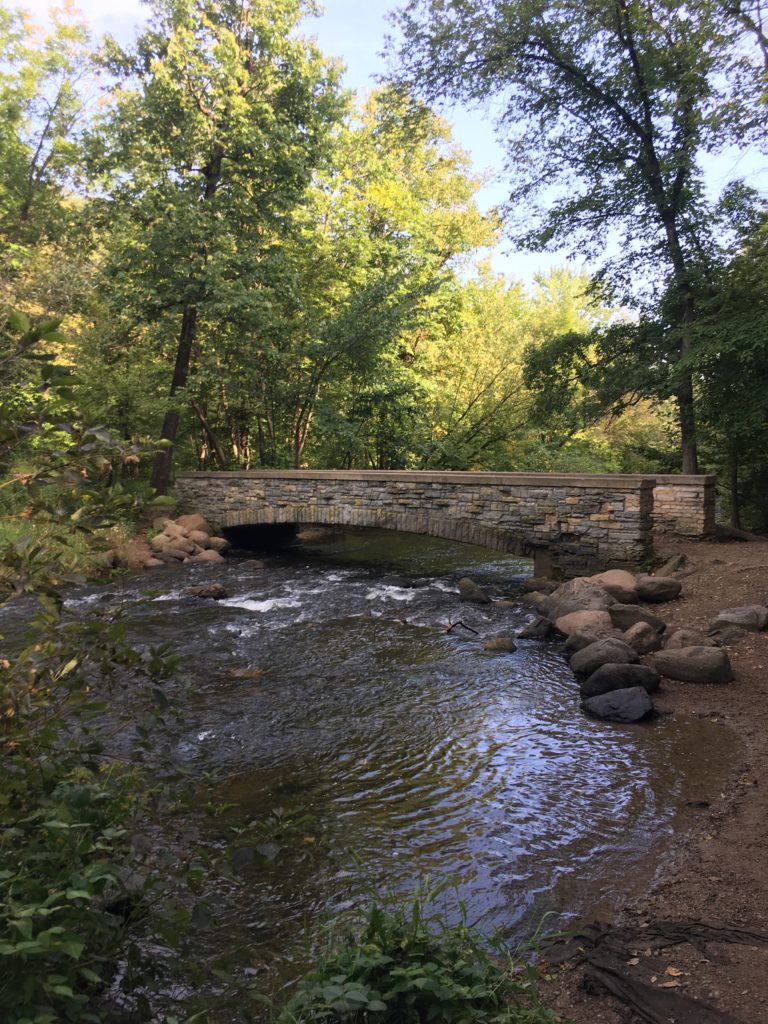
[541,538,768,1024]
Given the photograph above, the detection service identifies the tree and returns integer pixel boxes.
[0,3,91,321]
[392,0,765,472]
[90,0,345,492]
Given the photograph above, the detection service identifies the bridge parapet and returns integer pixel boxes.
[172,470,714,576]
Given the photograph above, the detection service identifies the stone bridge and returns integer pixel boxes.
[175,470,715,576]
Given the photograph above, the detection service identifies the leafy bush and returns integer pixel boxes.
[277,882,560,1024]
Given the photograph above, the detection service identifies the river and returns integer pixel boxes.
[44,528,736,998]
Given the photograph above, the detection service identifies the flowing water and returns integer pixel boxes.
[24,528,737,982]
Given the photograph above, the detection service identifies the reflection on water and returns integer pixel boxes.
[43,529,737,971]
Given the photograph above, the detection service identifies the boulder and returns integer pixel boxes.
[206,536,231,553]
[518,616,556,640]
[188,529,211,546]
[156,547,189,562]
[564,627,623,653]
[182,583,229,600]
[635,575,683,603]
[161,520,187,539]
[544,579,615,620]
[710,605,768,633]
[175,514,214,536]
[707,624,747,646]
[555,609,614,637]
[581,686,656,723]
[458,577,492,604]
[623,621,664,655]
[609,603,666,633]
[143,557,165,569]
[580,663,661,699]
[665,628,716,649]
[189,548,225,564]
[519,591,549,612]
[484,636,518,652]
[520,578,560,595]
[653,646,733,684]
[569,637,639,677]
[588,569,638,604]
[655,553,687,577]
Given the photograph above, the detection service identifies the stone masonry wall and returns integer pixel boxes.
[652,474,716,536]
[175,470,663,576]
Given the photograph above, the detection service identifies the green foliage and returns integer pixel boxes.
[0,607,180,1023]
[278,882,560,1024]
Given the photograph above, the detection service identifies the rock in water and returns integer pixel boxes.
[580,663,661,698]
[582,686,656,723]
[653,646,733,684]
[458,577,491,604]
[483,636,518,652]
[182,583,229,600]
[518,616,556,640]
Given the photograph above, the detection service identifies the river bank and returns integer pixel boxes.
[541,537,768,1024]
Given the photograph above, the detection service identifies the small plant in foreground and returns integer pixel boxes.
[276,880,561,1023]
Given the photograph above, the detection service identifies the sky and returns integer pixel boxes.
[18,0,768,285]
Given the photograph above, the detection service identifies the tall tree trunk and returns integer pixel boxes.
[150,304,199,493]
[729,446,742,529]
[149,146,223,494]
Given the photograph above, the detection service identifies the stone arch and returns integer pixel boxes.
[216,505,537,560]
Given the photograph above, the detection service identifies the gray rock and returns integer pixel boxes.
[710,605,768,632]
[707,624,747,646]
[609,604,666,633]
[653,646,733,684]
[635,575,683,603]
[458,577,492,604]
[582,686,656,723]
[623,621,664,655]
[570,638,639,677]
[665,628,716,649]
[580,663,661,699]
[518,616,556,640]
[564,627,623,652]
[483,636,518,652]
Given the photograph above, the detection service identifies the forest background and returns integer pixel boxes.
[1,0,767,529]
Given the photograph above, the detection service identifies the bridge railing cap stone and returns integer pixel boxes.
[174,469,674,489]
